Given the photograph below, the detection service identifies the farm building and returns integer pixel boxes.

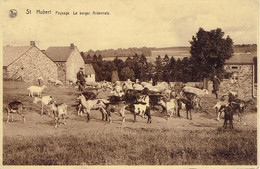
[219,53,257,100]
[3,41,58,82]
[46,43,85,83]
[84,64,96,82]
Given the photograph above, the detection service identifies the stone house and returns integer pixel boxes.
[84,64,96,82]
[219,53,257,100]
[3,41,58,82]
[46,43,85,83]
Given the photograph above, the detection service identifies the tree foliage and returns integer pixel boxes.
[190,28,234,80]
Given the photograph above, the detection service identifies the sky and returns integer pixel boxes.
[2,0,259,51]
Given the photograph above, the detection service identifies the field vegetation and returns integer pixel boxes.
[3,80,258,165]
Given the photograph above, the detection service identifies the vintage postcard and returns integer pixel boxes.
[1,0,259,168]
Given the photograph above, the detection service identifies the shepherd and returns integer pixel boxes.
[212,75,221,99]
[77,67,86,91]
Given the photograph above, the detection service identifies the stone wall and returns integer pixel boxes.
[219,64,253,100]
[7,46,58,82]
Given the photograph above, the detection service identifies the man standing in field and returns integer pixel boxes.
[212,75,221,99]
[77,67,86,91]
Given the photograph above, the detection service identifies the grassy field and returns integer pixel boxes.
[2,80,258,165]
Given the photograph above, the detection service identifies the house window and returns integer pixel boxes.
[231,66,238,69]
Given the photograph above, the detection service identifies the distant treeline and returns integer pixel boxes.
[234,44,257,53]
[83,44,257,59]
[84,47,154,58]
[82,52,206,83]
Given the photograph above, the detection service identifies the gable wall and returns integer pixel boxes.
[219,64,253,100]
[7,46,58,82]
[66,48,85,82]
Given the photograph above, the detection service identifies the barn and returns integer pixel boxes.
[46,43,85,83]
[84,64,96,82]
[3,41,58,82]
[219,53,257,100]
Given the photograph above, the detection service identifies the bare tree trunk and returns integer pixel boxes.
[203,77,208,90]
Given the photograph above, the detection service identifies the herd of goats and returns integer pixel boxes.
[5,79,254,129]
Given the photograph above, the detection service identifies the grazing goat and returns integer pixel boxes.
[33,96,53,116]
[6,101,25,123]
[183,86,209,96]
[126,103,151,123]
[223,104,234,129]
[177,98,193,120]
[28,85,47,97]
[48,100,68,128]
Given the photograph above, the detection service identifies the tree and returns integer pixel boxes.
[120,67,135,81]
[111,70,119,83]
[92,54,98,63]
[154,55,163,83]
[190,28,234,82]
[86,54,92,63]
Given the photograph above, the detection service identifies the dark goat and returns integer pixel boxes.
[123,89,142,103]
[223,104,234,129]
[6,101,25,123]
[81,91,97,100]
[228,93,253,121]
[149,94,165,112]
[182,91,202,112]
[177,98,193,120]
[126,103,151,123]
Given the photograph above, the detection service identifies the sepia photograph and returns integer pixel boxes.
[1,0,259,167]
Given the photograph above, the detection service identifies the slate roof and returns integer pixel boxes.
[225,53,256,64]
[3,45,32,66]
[46,46,76,62]
[84,64,95,74]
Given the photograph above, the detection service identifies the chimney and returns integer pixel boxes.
[41,50,46,54]
[70,43,75,49]
[30,41,35,46]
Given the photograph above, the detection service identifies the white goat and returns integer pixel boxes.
[55,80,63,86]
[48,78,56,85]
[76,94,107,121]
[127,103,151,123]
[130,104,147,118]
[48,100,68,128]
[33,96,53,116]
[213,101,229,121]
[111,85,124,97]
[159,98,178,119]
[133,83,144,91]
[183,86,209,96]
[28,85,47,97]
